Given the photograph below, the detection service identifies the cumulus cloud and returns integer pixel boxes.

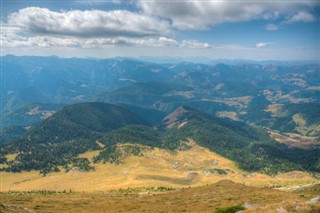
[285,11,316,23]
[3,7,212,49]
[8,7,171,37]
[256,42,273,48]
[265,24,278,31]
[138,0,318,29]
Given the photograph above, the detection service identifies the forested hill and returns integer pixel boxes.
[0,103,319,175]
[24,102,149,145]
[157,106,320,174]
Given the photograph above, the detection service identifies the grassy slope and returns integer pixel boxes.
[0,181,319,213]
[0,141,318,192]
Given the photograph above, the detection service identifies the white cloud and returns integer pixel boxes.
[1,27,210,49]
[285,11,316,23]
[181,40,210,49]
[0,33,177,48]
[265,24,278,31]
[2,7,211,50]
[138,0,318,29]
[256,42,272,48]
[8,7,171,37]
[3,2,318,55]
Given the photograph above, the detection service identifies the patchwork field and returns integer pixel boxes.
[270,131,320,149]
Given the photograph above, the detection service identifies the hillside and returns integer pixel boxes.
[0,71,319,211]
[1,103,64,128]
[1,103,251,174]
[244,102,320,135]
[270,103,320,136]
[1,180,319,213]
[0,126,26,145]
[1,143,319,212]
[1,104,319,176]
[24,102,149,144]
[0,102,148,173]
[0,103,65,145]
[83,105,302,175]
[95,81,193,113]
[158,106,320,174]
[0,142,318,192]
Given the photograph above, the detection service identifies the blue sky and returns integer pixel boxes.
[1,0,319,60]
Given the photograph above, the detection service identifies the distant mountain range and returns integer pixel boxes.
[2,55,319,117]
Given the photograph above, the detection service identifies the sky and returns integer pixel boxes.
[0,0,319,60]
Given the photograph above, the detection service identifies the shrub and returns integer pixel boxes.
[215,205,245,213]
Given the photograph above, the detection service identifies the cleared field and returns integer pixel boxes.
[5,154,17,161]
[292,114,320,136]
[270,131,320,149]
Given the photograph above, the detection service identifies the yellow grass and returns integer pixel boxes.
[0,164,7,169]
[0,141,318,192]
[216,111,239,121]
[5,154,17,161]
[2,180,319,213]
[95,140,105,148]
[78,150,100,161]
[264,104,283,116]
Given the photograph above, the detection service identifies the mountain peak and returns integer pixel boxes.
[161,105,190,129]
